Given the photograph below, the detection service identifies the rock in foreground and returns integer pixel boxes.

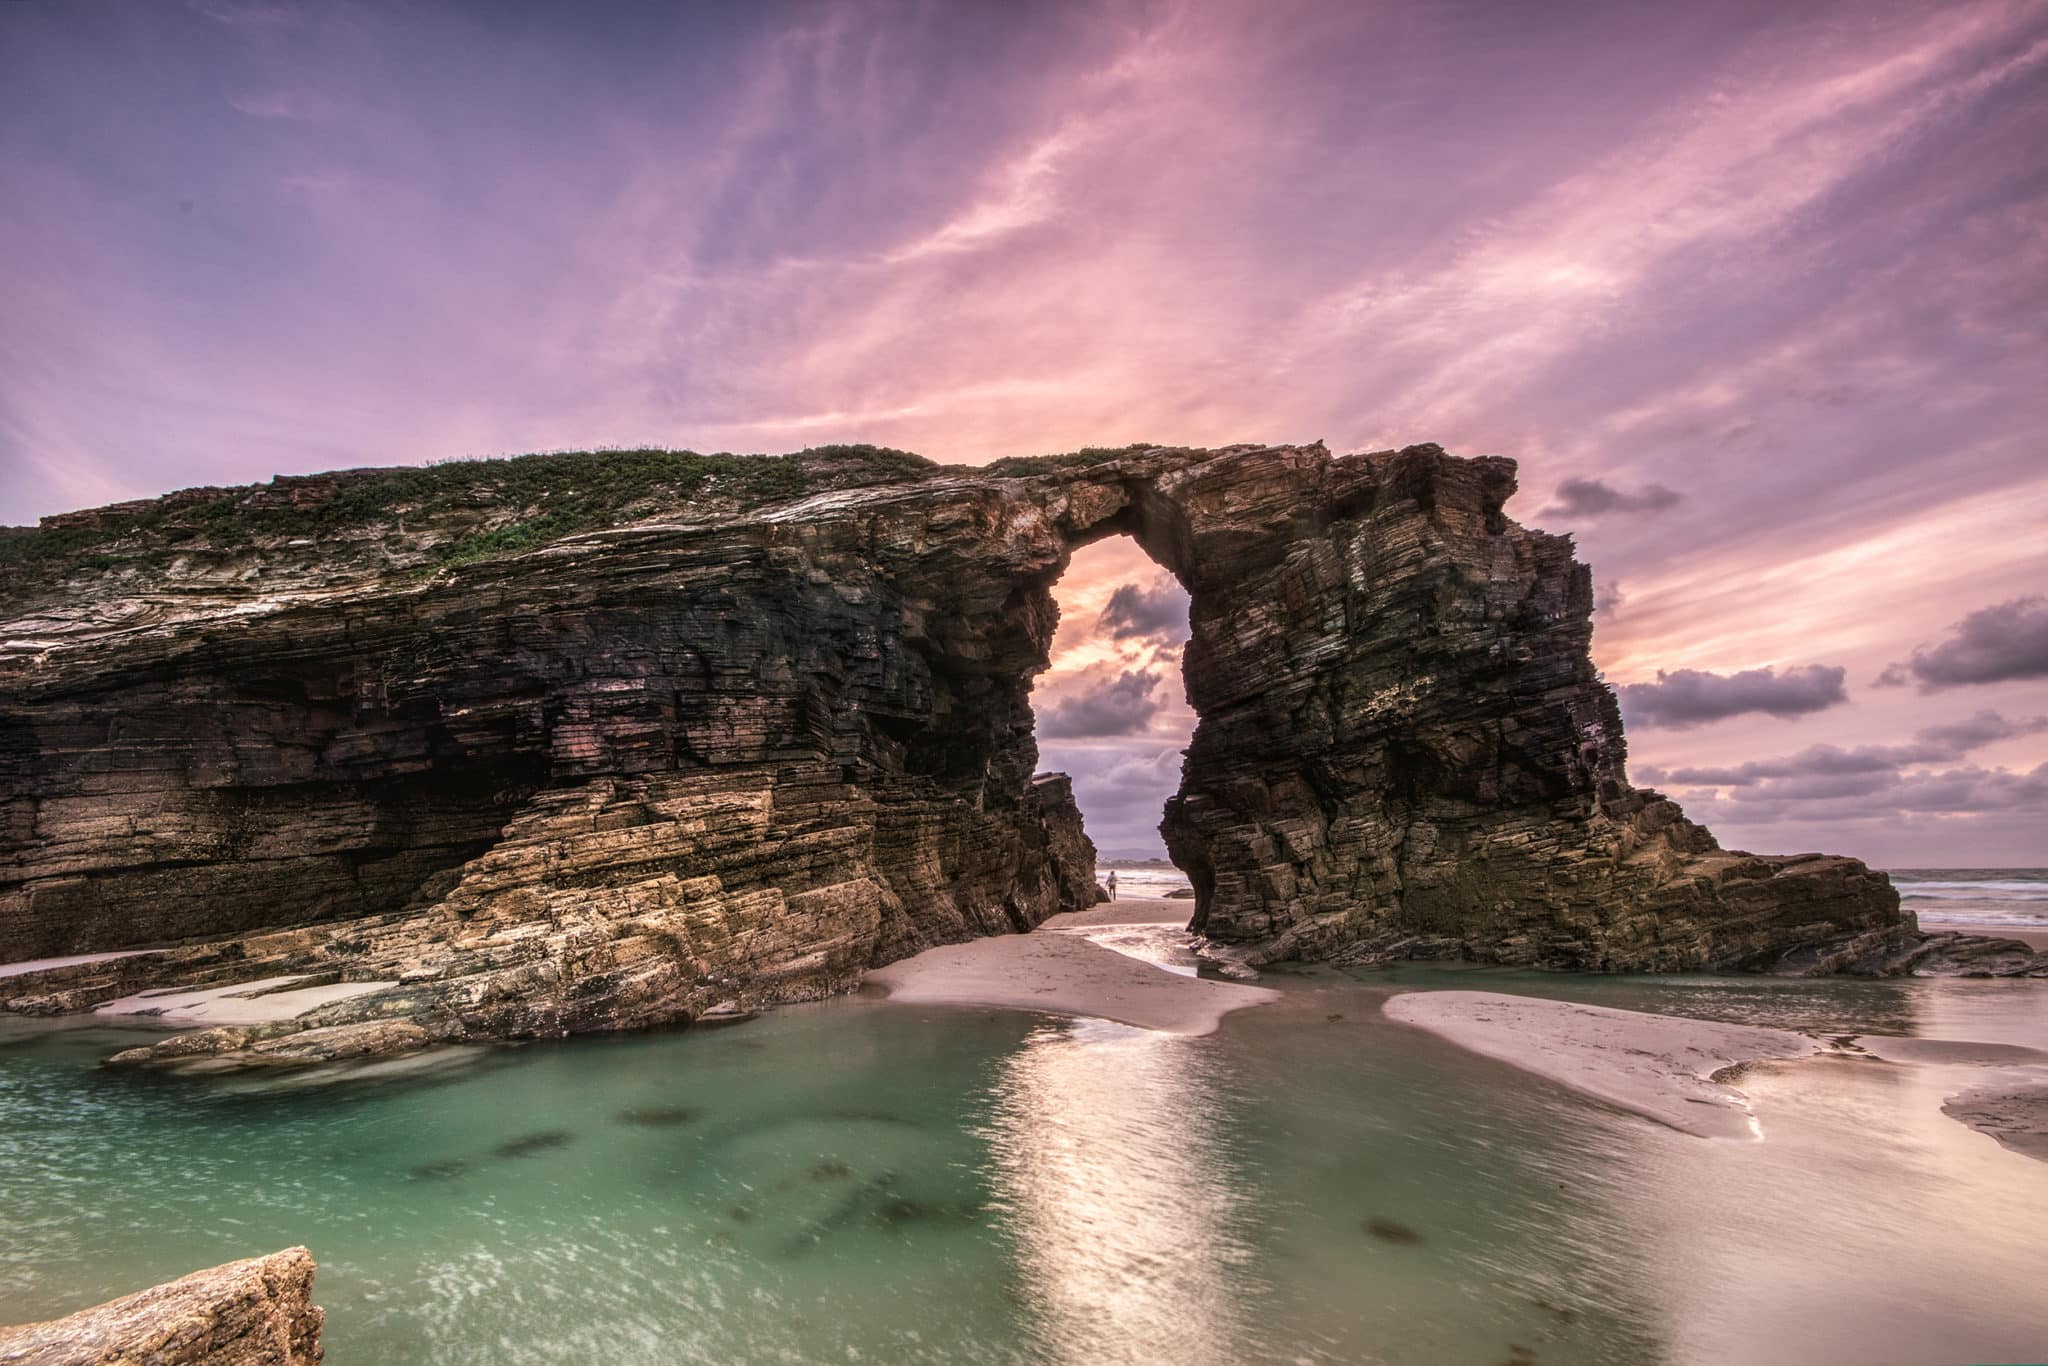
[0,1247,323,1365]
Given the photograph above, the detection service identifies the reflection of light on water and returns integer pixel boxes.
[1053,923,1201,976]
[983,1020,1259,1366]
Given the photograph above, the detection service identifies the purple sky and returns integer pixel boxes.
[4,0,2045,864]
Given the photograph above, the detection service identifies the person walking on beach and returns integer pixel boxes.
[1106,870,1118,901]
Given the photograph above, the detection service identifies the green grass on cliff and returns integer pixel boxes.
[980,443,1157,478]
[3,440,1164,587]
[1,444,939,583]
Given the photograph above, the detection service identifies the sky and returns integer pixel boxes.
[2,0,2045,865]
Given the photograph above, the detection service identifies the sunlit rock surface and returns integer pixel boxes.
[0,1247,323,1364]
[6,440,2018,1066]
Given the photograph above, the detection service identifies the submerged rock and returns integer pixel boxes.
[1364,1217,1423,1245]
[0,1246,323,1364]
[2,441,1994,1066]
[492,1130,575,1159]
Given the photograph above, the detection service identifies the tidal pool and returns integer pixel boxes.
[3,967,2045,1365]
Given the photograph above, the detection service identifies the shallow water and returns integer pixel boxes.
[3,965,2046,1365]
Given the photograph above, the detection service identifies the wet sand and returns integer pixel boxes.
[868,898,1273,1034]
[1943,1080,2048,1161]
[1385,988,2048,1159]
[1383,989,1817,1139]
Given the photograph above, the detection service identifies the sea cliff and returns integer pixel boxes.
[6,441,2021,1069]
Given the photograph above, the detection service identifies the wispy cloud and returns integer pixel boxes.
[883,125,1085,264]
[4,0,2045,857]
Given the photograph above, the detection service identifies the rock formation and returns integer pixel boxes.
[0,1247,323,1364]
[2,441,2031,1066]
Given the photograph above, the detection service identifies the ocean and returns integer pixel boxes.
[1098,862,1194,899]
[1890,868,2048,932]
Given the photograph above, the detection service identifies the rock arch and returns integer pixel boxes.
[1020,443,1898,970]
[0,442,1915,1064]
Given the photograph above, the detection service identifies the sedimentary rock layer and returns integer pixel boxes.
[0,1247,323,1364]
[3,440,2013,1066]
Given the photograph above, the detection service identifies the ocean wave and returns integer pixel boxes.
[1899,884,2048,901]
[1100,865,1194,896]
[1915,911,2048,929]
[1889,870,2048,885]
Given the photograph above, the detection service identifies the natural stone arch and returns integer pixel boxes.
[1000,442,1896,969]
[1,440,1922,1070]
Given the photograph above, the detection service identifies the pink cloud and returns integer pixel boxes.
[3,0,2044,859]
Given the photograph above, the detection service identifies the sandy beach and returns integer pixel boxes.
[1382,989,1818,1139]
[867,896,1273,1034]
[1382,987,2048,1161]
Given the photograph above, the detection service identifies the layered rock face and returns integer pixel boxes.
[1136,446,1903,971]
[0,1247,323,1364]
[0,440,1978,1065]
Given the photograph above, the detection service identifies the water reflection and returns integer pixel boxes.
[983,1018,1259,1366]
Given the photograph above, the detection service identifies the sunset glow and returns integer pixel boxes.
[4,0,2044,861]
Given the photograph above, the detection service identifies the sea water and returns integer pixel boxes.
[1098,862,1194,899]
[4,955,2046,1365]
[1891,867,2048,934]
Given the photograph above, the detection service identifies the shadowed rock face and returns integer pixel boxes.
[0,1247,323,1364]
[1,441,2002,1066]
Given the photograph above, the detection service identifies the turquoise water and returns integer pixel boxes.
[4,965,2047,1365]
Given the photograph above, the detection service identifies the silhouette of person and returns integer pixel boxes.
[1106,870,1118,901]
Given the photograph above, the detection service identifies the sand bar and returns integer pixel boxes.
[867,926,1275,1035]
[94,975,395,1028]
[1383,989,1818,1139]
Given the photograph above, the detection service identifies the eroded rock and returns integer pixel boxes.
[0,1247,323,1364]
[3,442,2003,1066]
